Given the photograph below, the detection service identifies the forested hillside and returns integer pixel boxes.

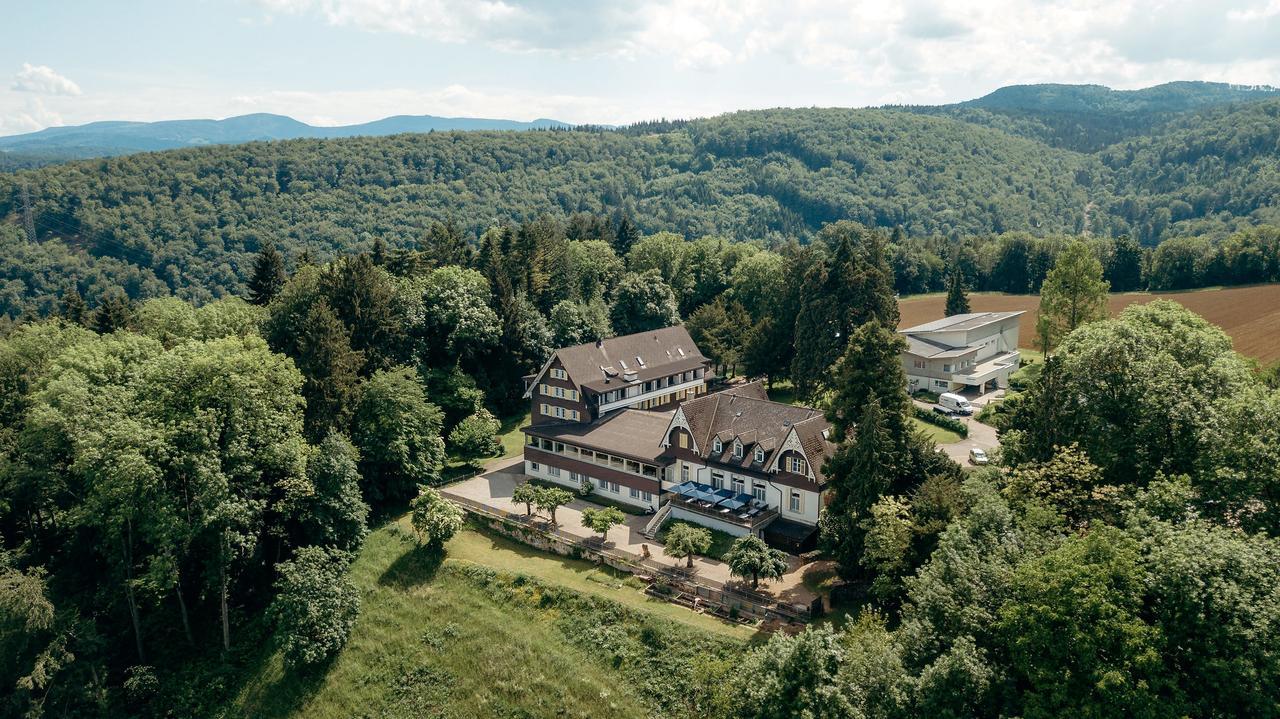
[2,84,1280,320]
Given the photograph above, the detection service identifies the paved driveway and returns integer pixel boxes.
[913,398,1000,466]
[441,463,817,606]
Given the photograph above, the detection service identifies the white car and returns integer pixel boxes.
[968,448,990,465]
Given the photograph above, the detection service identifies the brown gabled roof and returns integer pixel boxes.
[524,409,675,463]
[549,325,708,393]
[679,381,833,483]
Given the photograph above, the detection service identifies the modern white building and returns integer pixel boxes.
[899,311,1024,394]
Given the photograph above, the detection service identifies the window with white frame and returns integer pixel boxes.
[789,491,801,512]
[789,456,808,475]
[548,466,561,477]
[642,491,652,502]
[629,487,640,498]
[530,462,540,471]
[681,464,689,482]
[754,447,765,463]
[913,359,926,369]
[609,481,619,492]
[752,484,767,502]
[733,440,743,458]
[732,478,745,494]
[713,438,722,453]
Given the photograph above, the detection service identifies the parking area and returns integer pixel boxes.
[912,397,1001,466]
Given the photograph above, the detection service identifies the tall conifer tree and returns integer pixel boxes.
[248,244,288,306]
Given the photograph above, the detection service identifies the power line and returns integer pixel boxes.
[19,182,36,244]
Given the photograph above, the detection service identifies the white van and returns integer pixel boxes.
[937,392,974,416]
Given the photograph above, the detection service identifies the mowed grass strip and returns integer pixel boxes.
[898,283,1280,363]
[910,416,963,444]
[232,525,655,719]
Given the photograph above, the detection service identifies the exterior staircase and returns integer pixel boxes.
[642,500,672,539]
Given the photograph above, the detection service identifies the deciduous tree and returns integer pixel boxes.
[723,535,788,589]
[270,547,360,668]
[663,522,712,568]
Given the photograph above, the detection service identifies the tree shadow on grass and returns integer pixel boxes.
[230,641,341,719]
[378,543,446,589]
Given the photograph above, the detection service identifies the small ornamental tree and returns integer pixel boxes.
[448,408,501,460]
[270,547,361,668]
[724,535,789,589]
[409,488,464,549]
[512,482,540,516]
[664,522,712,568]
[581,506,626,543]
[535,486,575,525]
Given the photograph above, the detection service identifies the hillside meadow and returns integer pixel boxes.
[899,283,1280,363]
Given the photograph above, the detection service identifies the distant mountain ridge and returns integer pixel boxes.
[0,112,571,159]
[908,80,1280,151]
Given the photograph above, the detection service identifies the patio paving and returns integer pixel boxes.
[441,460,817,607]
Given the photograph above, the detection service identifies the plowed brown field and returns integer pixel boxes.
[898,284,1280,364]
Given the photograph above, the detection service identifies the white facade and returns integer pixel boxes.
[901,312,1024,393]
[663,458,821,526]
[523,459,658,510]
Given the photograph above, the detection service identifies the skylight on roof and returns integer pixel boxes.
[677,347,685,357]
[635,356,645,366]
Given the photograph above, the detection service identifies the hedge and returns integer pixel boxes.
[912,405,969,438]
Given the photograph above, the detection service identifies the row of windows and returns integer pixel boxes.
[913,359,973,372]
[529,461,656,507]
[549,368,568,380]
[694,466,806,513]
[599,369,704,405]
[526,435,660,478]
[539,383,580,401]
[700,436,808,475]
[539,404,581,421]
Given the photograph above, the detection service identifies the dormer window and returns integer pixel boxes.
[733,440,743,458]
[754,447,765,463]
[789,456,808,475]
[713,438,723,453]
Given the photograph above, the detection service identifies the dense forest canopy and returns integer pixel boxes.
[3,83,1280,319]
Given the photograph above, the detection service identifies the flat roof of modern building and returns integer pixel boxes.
[900,311,1025,334]
[522,408,674,463]
[904,335,975,359]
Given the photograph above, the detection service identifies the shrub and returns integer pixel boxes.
[410,488,465,548]
[912,405,969,438]
[270,547,361,668]
[448,408,501,459]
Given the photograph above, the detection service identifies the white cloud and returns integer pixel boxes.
[0,97,64,135]
[11,63,82,96]
[252,0,1280,104]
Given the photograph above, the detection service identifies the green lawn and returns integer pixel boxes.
[497,410,531,458]
[656,520,737,562]
[446,523,754,639]
[230,518,750,718]
[766,380,800,406]
[911,416,963,444]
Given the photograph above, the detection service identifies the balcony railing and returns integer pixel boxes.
[597,376,704,414]
[668,493,779,530]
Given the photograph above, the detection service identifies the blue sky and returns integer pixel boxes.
[3,0,1279,135]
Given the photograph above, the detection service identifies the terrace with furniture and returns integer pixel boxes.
[665,480,779,535]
